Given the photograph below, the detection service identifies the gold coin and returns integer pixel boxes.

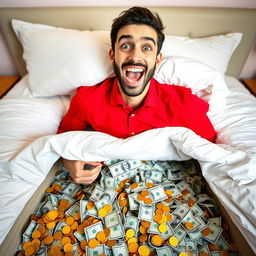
[130,183,138,189]
[169,236,179,247]
[31,230,41,239]
[141,190,150,197]
[201,227,211,236]
[107,239,117,247]
[61,236,71,246]
[104,204,112,213]
[139,225,147,234]
[138,245,150,256]
[184,221,194,230]
[46,221,56,229]
[24,245,35,256]
[66,217,75,225]
[179,253,189,256]
[158,223,167,233]
[126,228,135,239]
[128,242,139,253]
[119,198,128,207]
[144,197,153,205]
[88,238,100,249]
[158,215,167,224]
[43,235,53,245]
[62,225,71,235]
[146,182,154,188]
[47,210,59,221]
[141,221,150,228]
[139,234,148,243]
[80,239,88,250]
[53,231,62,240]
[96,231,107,242]
[104,227,111,238]
[127,237,138,244]
[63,243,73,252]
[86,201,95,210]
[137,194,144,201]
[151,234,163,246]
[98,208,107,218]
[162,205,171,213]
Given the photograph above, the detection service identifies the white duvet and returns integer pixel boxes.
[0,76,256,252]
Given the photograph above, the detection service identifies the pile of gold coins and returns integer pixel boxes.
[16,159,239,256]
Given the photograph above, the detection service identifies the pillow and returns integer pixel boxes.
[12,19,240,97]
[162,33,242,77]
[12,20,112,96]
[154,56,229,114]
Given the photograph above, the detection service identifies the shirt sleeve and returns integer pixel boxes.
[183,91,216,143]
[57,89,89,134]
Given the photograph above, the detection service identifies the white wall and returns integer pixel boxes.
[0,0,256,77]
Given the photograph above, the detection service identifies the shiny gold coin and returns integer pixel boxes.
[98,208,108,217]
[138,245,150,256]
[80,239,88,250]
[70,221,78,230]
[187,199,196,207]
[162,205,171,213]
[201,227,211,236]
[141,190,150,197]
[46,221,56,229]
[107,239,117,247]
[43,235,54,245]
[139,234,148,243]
[63,243,73,252]
[104,227,111,238]
[141,221,150,228]
[31,230,41,239]
[66,217,75,225]
[86,201,95,210]
[62,225,71,235]
[165,190,173,197]
[179,253,189,256]
[169,236,179,247]
[128,242,139,253]
[146,182,154,188]
[166,213,173,222]
[96,231,107,242]
[154,214,162,223]
[24,245,35,256]
[130,183,138,189]
[88,238,100,249]
[156,202,164,209]
[53,231,62,240]
[137,194,144,201]
[184,221,194,230]
[158,215,167,224]
[158,223,167,233]
[139,225,147,234]
[119,198,128,207]
[126,228,135,239]
[127,237,138,244]
[151,234,163,246]
[104,204,112,213]
[47,210,59,220]
[61,236,71,246]
[144,197,153,205]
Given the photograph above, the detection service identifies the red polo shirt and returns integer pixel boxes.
[57,77,216,142]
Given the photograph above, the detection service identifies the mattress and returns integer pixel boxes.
[0,74,256,254]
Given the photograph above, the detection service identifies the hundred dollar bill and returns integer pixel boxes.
[138,204,155,222]
[125,216,140,233]
[156,246,175,256]
[62,182,81,198]
[202,223,223,244]
[95,197,111,211]
[112,243,129,256]
[90,185,105,202]
[148,185,168,202]
[101,187,118,204]
[86,244,106,256]
[104,210,122,228]
[66,202,80,217]
[80,199,89,222]
[109,223,125,239]
[84,221,104,241]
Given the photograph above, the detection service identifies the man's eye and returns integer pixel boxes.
[121,43,131,50]
[143,45,152,51]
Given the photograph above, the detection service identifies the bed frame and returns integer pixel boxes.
[0,6,256,256]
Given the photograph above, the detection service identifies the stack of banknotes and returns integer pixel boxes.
[16,159,239,256]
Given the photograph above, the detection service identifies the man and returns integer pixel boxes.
[57,7,216,184]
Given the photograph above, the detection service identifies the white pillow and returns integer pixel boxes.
[154,56,229,114]
[162,33,242,76]
[12,19,240,97]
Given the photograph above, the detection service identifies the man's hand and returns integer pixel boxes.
[62,159,102,184]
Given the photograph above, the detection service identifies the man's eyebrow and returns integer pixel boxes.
[142,36,156,46]
[118,35,156,46]
[118,35,133,43]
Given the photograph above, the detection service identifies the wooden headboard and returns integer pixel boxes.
[0,6,256,78]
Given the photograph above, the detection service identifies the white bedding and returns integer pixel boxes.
[0,75,256,253]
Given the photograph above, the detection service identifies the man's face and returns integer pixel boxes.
[109,25,162,97]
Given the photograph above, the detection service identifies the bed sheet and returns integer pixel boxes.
[0,75,255,253]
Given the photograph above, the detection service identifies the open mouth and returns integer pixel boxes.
[124,67,145,84]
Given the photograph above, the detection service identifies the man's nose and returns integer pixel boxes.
[127,47,142,63]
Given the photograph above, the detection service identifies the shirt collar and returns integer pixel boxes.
[110,77,158,108]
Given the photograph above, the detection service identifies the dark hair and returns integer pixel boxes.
[111,6,165,54]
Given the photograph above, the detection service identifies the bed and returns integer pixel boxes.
[0,6,256,256]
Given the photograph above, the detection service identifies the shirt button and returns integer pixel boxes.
[131,132,135,135]
[131,114,135,117]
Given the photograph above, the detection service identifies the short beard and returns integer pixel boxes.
[113,61,156,97]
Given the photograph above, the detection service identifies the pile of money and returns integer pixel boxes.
[16,159,239,256]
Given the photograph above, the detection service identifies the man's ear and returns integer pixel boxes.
[156,53,163,67]
[109,49,114,65]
